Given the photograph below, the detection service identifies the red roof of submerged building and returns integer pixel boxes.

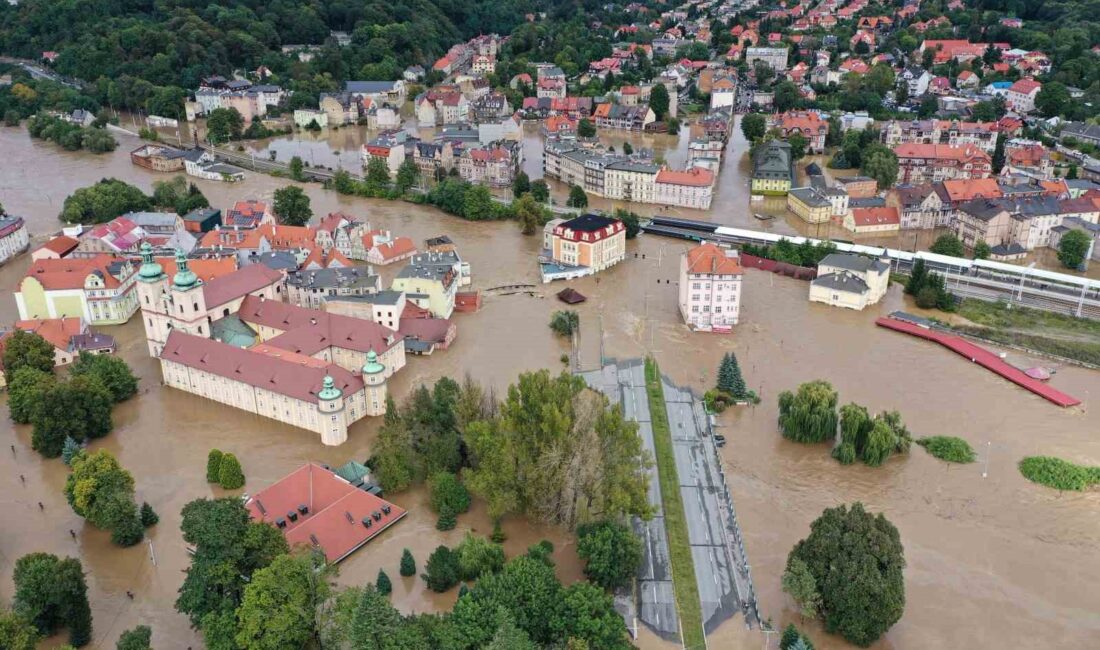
[245,463,406,563]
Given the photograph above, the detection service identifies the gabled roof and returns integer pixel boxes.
[237,295,397,357]
[202,263,284,309]
[685,243,743,275]
[24,255,126,291]
[14,317,83,351]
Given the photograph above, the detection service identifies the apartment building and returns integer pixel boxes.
[678,243,743,333]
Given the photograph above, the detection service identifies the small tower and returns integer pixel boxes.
[362,348,388,417]
[136,242,170,356]
[317,375,349,446]
[172,248,200,291]
[169,247,210,338]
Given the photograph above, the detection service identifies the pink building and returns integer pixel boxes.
[678,243,743,333]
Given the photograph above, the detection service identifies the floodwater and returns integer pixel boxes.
[1,125,1099,649]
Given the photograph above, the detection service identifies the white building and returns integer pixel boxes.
[0,215,29,264]
[679,243,743,333]
[808,253,890,310]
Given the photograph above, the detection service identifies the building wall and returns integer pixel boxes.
[787,194,831,223]
[678,256,742,331]
[809,283,870,310]
[751,177,791,195]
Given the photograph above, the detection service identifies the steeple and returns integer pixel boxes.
[318,375,342,401]
[137,242,165,282]
[362,349,385,375]
[172,248,199,290]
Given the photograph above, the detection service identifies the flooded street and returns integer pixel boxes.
[1,125,1098,649]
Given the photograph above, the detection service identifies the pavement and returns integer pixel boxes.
[580,359,758,643]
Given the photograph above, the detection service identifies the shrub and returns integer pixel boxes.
[832,442,856,465]
[217,453,245,490]
[917,436,976,463]
[399,549,416,577]
[455,533,506,581]
[549,310,579,337]
[576,520,643,591]
[1018,456,1100,491]
[205,449,223,483]
[422,545,460,592]
[429,472,471,529]
[116,625,152,650]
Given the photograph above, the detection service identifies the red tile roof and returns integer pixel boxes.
[36,235,80,257]
[685,243,743,275]
[160,331,363,404]
[1008,78,1041,95]
[941,178,1003,203]
[237,295,398,357]
[656,167,715,187]
[24,255,125,290]
[202,263,284,309]
[850,207,900,227]
[894,143,991,163]
[157,256,238,283]
[245,463,406,563]
[370,236,417,261]
[14,317,83,351]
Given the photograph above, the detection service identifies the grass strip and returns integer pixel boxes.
[644,358,705,649]
[1018,456,1100,491]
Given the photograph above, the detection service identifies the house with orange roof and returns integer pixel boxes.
[364,233,418,266]
[1006,78,1042,113]
[31,235,80,261]
[655,167,716,210]
[673,241,743,332]
[225,200,275,228]
[843,206,900,234]
[770,111,829,153]
[894,144,993,184]
[5,317,115,369]
[16,255,138,325]
[199,226,272,264]
[300,247,352,271]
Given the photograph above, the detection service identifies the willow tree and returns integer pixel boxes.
[778,381,838,443]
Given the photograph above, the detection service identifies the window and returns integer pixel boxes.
[691,306,699,313]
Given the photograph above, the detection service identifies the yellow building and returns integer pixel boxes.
[787,187,833,224]
[391,251,462,319]
[16,254,138,325]
[751,140,793,196]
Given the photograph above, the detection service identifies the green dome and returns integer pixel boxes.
[362,349,385,375]
[137,242,165,281]
[172,248,199,289]
[318,375,342,401]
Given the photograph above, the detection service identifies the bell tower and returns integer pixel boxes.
[136,242,170,356]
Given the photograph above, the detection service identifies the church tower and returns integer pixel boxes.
[362,349,388,417]
[136,242,170,356]
[317,375,349,446]
[168,248,210,338]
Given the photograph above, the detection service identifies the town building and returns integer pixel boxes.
[809,254,890,310]
[787,187,833,224]
[0,215,29,265]
[293,109,329,129]
[745,47,789,71]
[751,140,793,195]
[543,214,626,282]
[361,131,407,174]
[31,235,79,261]
[844,207,901,234]
[344,80,406,106]
[894,143,992,184]
[655,168,715,210]
[770,112,828,153]
[592,103,655,131]
[678,243,743,333]
[245,463,406,563]
[1006,78,1041,114]
[2,317,115,370]
[458,141,521,188]
[17,255,137,325]
[879,119,1010,154]
[130,145,187,172]
[391,251,463,319]
[286,267,381,310]
[888,184,945,230]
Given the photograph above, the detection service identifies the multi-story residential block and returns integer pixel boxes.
[361,131,407,174]
[898,67,932,97]
[879,119,1013,154]
[678,243,743,333]
[344,80,406,106]
[751,140,793,195]
[286,266,381,310]
[319,92,361,125]
[745,47,789,71]
[787,187,833,223]
[458,141,521,188]
[293,109,328,129]
[1006,78,1041,114]
[809,254,889,310]
[770,111,828,153]
[0,214,29,264]
[709,76,737,110]
[391,251,463,319]
[592,103,655,131]
[546,214,626,277]
[894,143,992,184]
[416,90,469,126]
[17,254,138,325]
[130,144,187,172]
[888,184,945,229]
[655,168,716,210]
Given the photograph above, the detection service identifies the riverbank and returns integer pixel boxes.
[946,299,1100,366]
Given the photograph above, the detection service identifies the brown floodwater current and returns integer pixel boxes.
[1,124,1098,649]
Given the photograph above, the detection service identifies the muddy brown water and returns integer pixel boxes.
[1,125,1098,649]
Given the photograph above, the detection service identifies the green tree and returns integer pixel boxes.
[372,398,420,493]
[860,144,898,190]
[917,95,938,118]
[553,582,633,649]
[613,209,640,239]
[61,437,82,466]
[463,184,495,220]
[70,353,138,403]
[567,185,588,208]
[786,503,905,646]
[206,449,224,483]
[141,502,159,527]
[81,128,118,153]
[774,81,801,112]
[396,159,420,193]
[349,586,403,649]
[991,132,1006,174]
[972,241,991,260]
[206,108,244,143]
[60,178,152,224]
[778,381,838,444]
[236,553,329,650]
[905,258,927,296]
[400,548,417,577]
[7,367,55,425]
[531,179,550,202]
[115,625,151,650]
[65,449,142,544]
[1057,230,1091,269]
[929,234,965,257]
[332,169,356,194]
[217,453,245,489]
[836,403,873,463]
[429,471,471,530]
[288,156,305,181]
[13,553,92,647]
[649,83,670,120]
[512,171,531,197]
[376,569,392,595]
[780,624,815,650]
[455,533,506,581]
[365,157,391,188]
[782,557,822,620]
[272,186,312,226]
[513,193,545,236]
[787,134,808,161]
[577,118,596,138]
[549,310,579,336]
[0,610,42,650]
[1034,82,1071,118]
[741,113,766,141]
[2,330,54,383]
[422,545,460,592]
[32,376,113,457]
[717,352,749,399]
[486,610,537,650]
[865,64,895,95]
[576,520,642,590]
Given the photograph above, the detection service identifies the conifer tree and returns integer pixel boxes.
[217,453,245,490]
[205,449,223,483]
[376,569,392,595]
[399,548,416,577]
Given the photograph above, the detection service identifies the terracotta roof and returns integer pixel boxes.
[941,178,1003,203]
[199,227,268,249]
[371,236,417,261]
[774,111,827,135]
[202,263,284,309]
[894,143,990,163]
[245,463,406,563]
[260,224,316,250]
[237,295,397,357]
[656,167,715,187]
[14,317,83,351]
[24,255,125,291]
[685,243,743,275]
[850,207,900,227]
[157,256,238,283]
[160,331,363,404]
[1008,78,1041,95]
[302,247,352,269]
[36,235,80,256]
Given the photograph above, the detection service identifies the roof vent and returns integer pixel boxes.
[255,500,267,516]
[361,517,373,528]
[298,504,309,515]
[372,510,382,521]
[276,518,287,528]
[287,510,299,522]
[345,511,354,524]
[381,504,391,515]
